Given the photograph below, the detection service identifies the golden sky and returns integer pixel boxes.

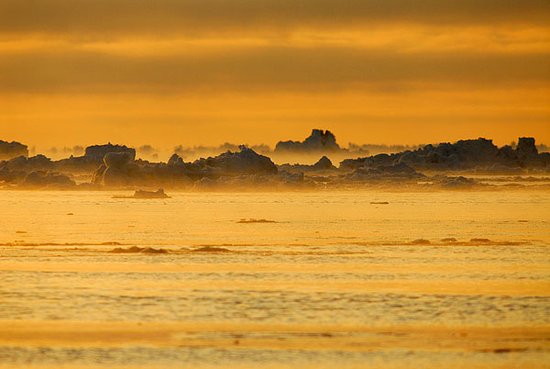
[0,0,549,150]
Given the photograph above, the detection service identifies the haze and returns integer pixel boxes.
[1,2,550,369]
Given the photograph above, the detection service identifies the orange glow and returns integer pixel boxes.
[0,0,549,148]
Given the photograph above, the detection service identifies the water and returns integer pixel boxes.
[0,190,549,368]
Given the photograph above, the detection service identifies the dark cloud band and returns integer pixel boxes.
[1,47,548,93]
[1,0,549,37]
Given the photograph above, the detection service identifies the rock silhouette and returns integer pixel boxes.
[347,163,425,181]
[275,129,340,153]
[85,143,136,163]
[279,155,337,173]
[341,137,550,172]
[1,134,549,190]
[312,156,336,170]
[193,145,278,176]
[0,140,28,160]
[22,171,76,189]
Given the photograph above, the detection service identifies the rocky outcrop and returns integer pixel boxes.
[312,156,336,170]
[92,151,138,186]
[279,155,337,173]
[397,138,499,170]
[1,154,53,172]
[92,156,183,187]
[0,140,28,160]
[341,153,397,170]
[341,137,550,172]
[84,143,136,163]
[167,153,184,166]
[517,137,538,158]
[0,155,55,185]
[21,171,76,188]
[346,163,425,181]
[192,146,277,176]
[2,134,549,190]
[92,146,276,187]
[275,129,340,153]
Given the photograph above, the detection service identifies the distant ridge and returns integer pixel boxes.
[0,133,549,190]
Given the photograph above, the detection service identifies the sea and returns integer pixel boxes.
[0,190,549,368]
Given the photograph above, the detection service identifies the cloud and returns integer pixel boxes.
[0,0,548,149]
[0,46,548,93]
[0,0,549,38]
[1,1,547,95]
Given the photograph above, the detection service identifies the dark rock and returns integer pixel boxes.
[103,151,134,168]
[312,156,336,170]
[92,151,138,186]
[84,143,136,163]
[275,129,340,153]
[278,155,336,173]
[2,154,53,172]
[22,171,76,188]
[517,137,538,158]
[347,162,424,181]
[340,156,369,170]
[340,137,548,172]
[193,146,277,176]
[168,153,184,166]
[0,140,28,160]
[497,145,518,162]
